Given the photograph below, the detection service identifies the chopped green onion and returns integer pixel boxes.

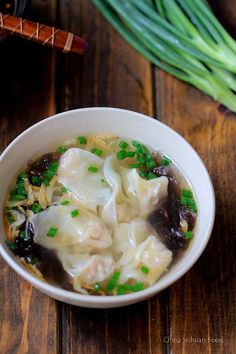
[137,156,146,164]
[61,200,70,206]
[132,282,144,292]
[147,172,157,180]
[77,136,87,144]
[106,271,121,292]
[124,284,133,292]
[100,178,106,183]
[125,151,136,158]
[57,146,68,154]
[7,214,16,223]
[48,161,59,173]
[5,240,16,250]
[146,159,156,169]
[31,176,41,186]
[90,148,103,157]
[132,140,142,148]
[141,265,150,274]
[119,141,129,149]
[182,189,193,198]
[88,166,99,173]
[16,185,26,195]
[94,283,101,292]
[18,172,28,179]
[117,150,127,160]
[20,231,26,240]
[70,209,79,218]
[31,203,43,213]
[160,156,172,166]
[129,163,141,168]
[180,196,188,206]
[117,285,126,295]
[43,169,55,180]
[187,200,198,212]
[47,227,58,237]
[9,194,26,201]
[185,231,193,240]
[61,187,68,193]
[94,149,103,157]
[139,170,148,178]
[180,190,197,212]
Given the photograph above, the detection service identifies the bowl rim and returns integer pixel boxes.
[0,107,215,305]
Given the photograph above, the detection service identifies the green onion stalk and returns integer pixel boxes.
[92,0,236,113]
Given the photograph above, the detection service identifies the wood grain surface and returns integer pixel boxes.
[0,1,235,353]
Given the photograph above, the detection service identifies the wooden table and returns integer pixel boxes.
[0,1,235,353]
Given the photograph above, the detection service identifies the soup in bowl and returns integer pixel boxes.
[0,108,215,308]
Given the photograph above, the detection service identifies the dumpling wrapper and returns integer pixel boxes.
[120,168,169,217]
[119,235,173,286]
[57,252,115,292]
[114,220,153,264]
[57,148,111,212]
[99,156,140,225]
[29,204,112,253]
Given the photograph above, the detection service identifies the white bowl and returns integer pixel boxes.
[0,108,215,308]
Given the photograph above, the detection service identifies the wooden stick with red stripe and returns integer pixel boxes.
[0,12,88,54]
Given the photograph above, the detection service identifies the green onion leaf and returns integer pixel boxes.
[125,151,136,158]
[20,231,26,240]
[70,209,79,218]
[129,163,141,168]
[5,240,16,250]
[31,176,41,186]
[132,282,144,292]
[139,170,148,178]
[185,231,193,240]
[137,156,146,164]
[88,166,99,173]
[182,189,193,198]
[61,200,70,206]
[31,203,43,213]
[7,214,16,223]
[47,227,58,237]
[9,194,26,201]
[48,161,59,173]
[77,136,87,144]
[132,140,142,148]
[18,172,28,179]
[61,187,68,193]
[57,146,68,154]
[117,285,126,295]
[119,140,129,149]
[160,156,171,166]
[117,150,127,160]
[90,148,103,157]
[141,265,150,274]
[106,271,121,292]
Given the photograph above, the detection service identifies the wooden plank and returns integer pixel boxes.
[57,1,168,353]
[0,1,58,354]
[155,1,236,353]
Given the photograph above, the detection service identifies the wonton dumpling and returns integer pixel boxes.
[121,168,168,217]
[114,220,153,265]
[29,204,112,253]
[58,251,115,291]
[57,148,111,212]
[119,235,172,285]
